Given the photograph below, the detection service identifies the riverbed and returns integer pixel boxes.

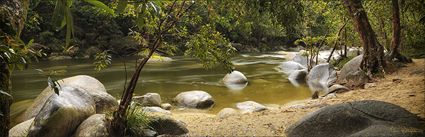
[10,52,312,118]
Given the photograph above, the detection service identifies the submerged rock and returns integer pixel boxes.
[20,75,117,122]
[74,114,109,137]
[174,90,214,109]
[306,63,337,93]
[28,86,96,137]
[286,100,425,137]
[133,93,162,107]
[236,101,267,113]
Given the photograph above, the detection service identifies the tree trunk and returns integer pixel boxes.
[389,0,412,63]
[342,0,386,75]
[0,0,28,136]
[0,60,11,137]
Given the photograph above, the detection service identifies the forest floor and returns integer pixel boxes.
[169,59,425,136]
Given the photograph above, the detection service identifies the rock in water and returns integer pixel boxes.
[236,101,267,113]
[286,100,425,137]
[288,69,308,87]
[74,114,109,137]
[133,93,162,107]
[20,75,117,122]
[292,53,309,67]
[223,70,248,84]
[337,55,369,87]
[278,61,307,75]
[306,63,337,93]
[174,90,214,109]
[28,86,96,137]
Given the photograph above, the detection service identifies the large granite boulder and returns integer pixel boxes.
[9,118,34,137]
[20,75,117,122]
[174,90,214,109]
[337,55,369,87]
[236,101,267,113]
[306,63,337,93]
[28,86,96,137]
[133,93,162,107]
[74,114,109,137]
[286,100,425,137]
[288,69,308,87]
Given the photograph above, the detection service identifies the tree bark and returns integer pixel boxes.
[342,0,386,75]
[389,0,412,62]
[0,0,28,136]
[0,60,11,137]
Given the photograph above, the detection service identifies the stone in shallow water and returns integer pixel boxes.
[223,70,248,85]
[278,61,307,75]
[174,90,214,109]
[286,100,425,137]
[133,93,162,107]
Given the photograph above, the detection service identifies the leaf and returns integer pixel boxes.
[83,0,115,15]
[52,0,66,30]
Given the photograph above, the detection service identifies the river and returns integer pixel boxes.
[10,52,312,120]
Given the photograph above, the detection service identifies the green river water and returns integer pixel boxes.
[10,52,312,121]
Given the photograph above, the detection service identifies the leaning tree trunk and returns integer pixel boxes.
[0,0,28,136]
[342,0,386,75]
[389,0,412,63]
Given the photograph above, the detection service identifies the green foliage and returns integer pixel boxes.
[51,0,114,51]
[185,24,236,72]
[93,50,112,71]
[125,104,151,136]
